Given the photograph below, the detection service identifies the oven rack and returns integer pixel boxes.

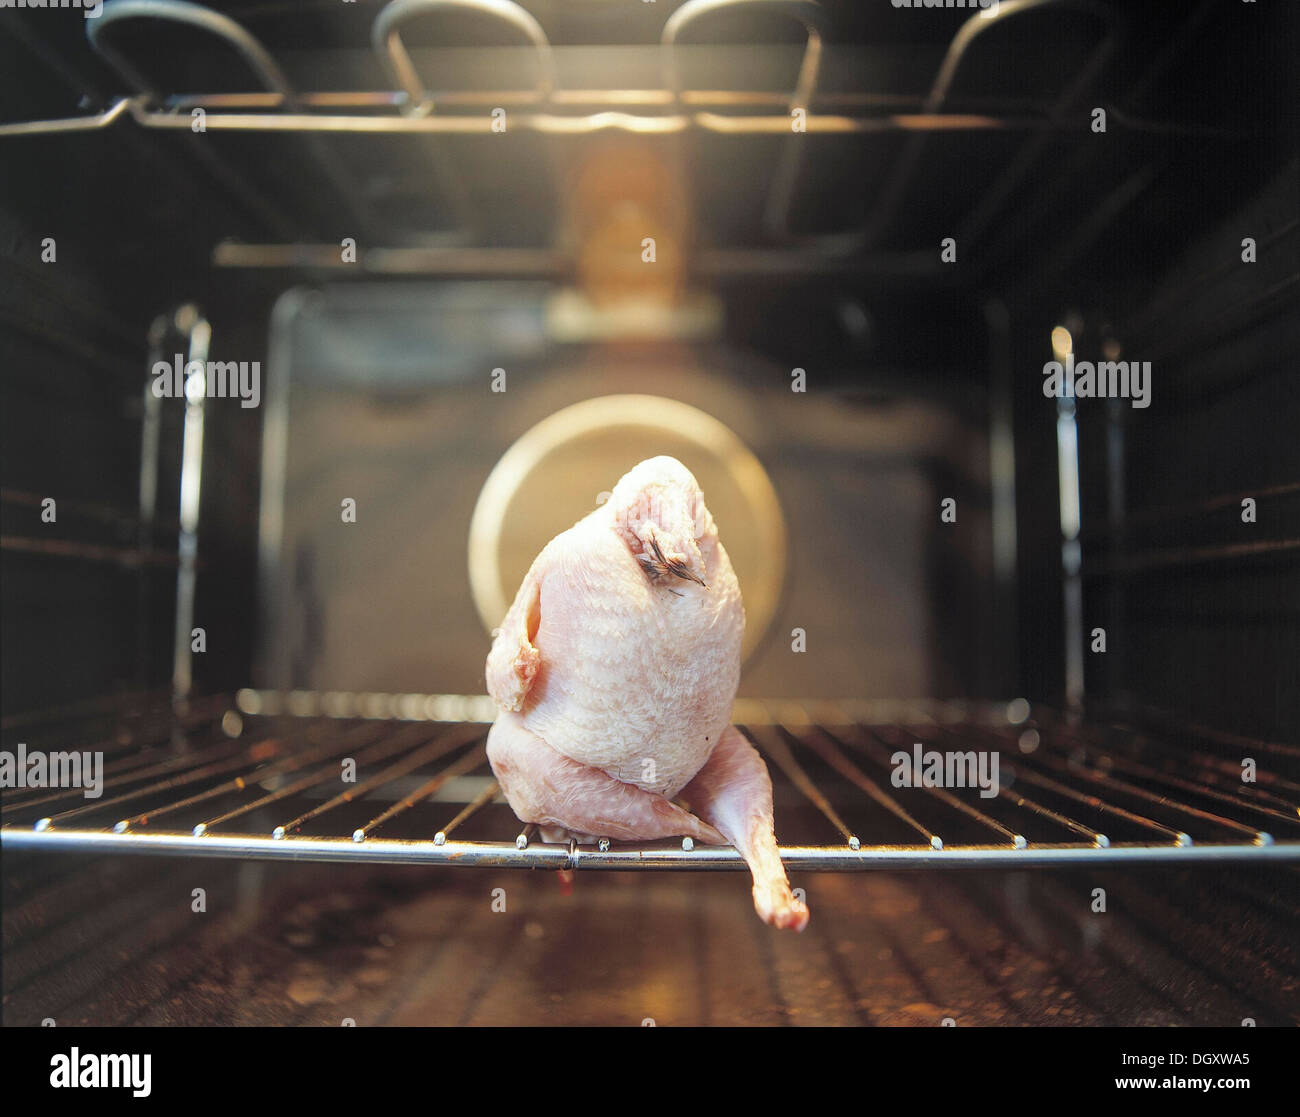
[1,0,1124,139]
[4,693,1297,870]
[0,0,1137,255]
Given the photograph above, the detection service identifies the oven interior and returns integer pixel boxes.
[2,0,1297,1025]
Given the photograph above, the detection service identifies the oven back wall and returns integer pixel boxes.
[255,280,996,701]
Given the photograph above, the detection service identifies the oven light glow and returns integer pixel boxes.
[1051,325,1072,360]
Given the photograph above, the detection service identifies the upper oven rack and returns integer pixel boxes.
[1,0,1134,256]
[2,0,1121,138]
[5,693,1297,870]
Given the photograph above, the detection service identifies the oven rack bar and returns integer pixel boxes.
[1078,479,1300,543]
[4,702,1296,869]
[1081,537,1300,578]
[205,243,944,279]
[223,689,1029,728]
[0,534,184,568]
[4,828,1295,870]
[0,95,1062,139]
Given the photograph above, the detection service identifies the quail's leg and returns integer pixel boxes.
[680,725,810,931]
[486,713,726,845]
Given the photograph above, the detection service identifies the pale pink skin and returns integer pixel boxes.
[485,456,809,931]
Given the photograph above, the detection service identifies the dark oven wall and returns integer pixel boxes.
[999,0,1298,739]
[1007,163,1300,742]
[1086,161,1300,743]
[250,280,997,702]
[1076,158,1299,742]
[0,18,278,713]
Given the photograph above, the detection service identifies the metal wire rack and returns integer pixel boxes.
[2,0,1120,139]
[4,691,1297,869]
[0,0,1134,260]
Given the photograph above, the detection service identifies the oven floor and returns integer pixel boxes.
[4,853,1297,1026]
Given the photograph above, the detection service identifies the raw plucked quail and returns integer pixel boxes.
[485,455,809,930]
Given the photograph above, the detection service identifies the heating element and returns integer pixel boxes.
[5,692,1297,870]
